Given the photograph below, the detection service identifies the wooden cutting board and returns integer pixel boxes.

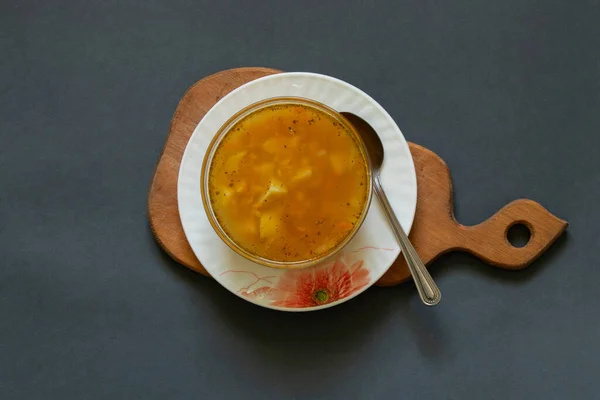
[148,67,568,286]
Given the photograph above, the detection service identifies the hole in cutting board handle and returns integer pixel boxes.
[507,223,531,248]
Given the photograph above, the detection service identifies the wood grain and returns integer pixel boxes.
[148,67,568,286]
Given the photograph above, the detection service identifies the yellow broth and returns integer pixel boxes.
[207,103,369,262]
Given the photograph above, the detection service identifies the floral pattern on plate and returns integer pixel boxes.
[221,253,371,308]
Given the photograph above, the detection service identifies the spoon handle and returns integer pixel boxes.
[373,176,442,306]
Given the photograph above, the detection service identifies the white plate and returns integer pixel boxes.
[178,72,417,312]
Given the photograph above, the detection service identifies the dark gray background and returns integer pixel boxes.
[1,0,598,398]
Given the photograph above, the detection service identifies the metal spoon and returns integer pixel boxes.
[342,112,441,306]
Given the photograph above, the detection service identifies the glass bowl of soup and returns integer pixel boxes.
[201,97,373,269]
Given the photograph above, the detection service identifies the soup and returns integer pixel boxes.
[207,100,369,263]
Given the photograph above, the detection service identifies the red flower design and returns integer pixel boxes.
[269,256,370,308]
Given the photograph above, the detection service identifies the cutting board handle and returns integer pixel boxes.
[453,199,568,269]
[379,144,567,285]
